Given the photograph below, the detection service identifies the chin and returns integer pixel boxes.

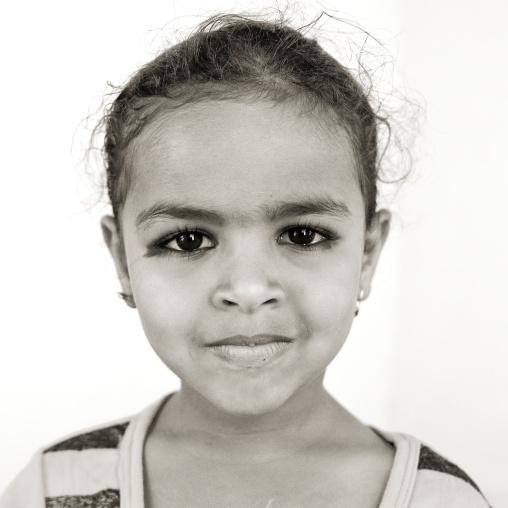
[205,382,296,417]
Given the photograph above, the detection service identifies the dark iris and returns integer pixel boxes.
[175,232,203,251]
[288,227,316,245]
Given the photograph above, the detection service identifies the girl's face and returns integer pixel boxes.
[103,101,390,415]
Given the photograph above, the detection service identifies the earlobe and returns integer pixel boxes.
[100,215,136,308]
[359,209,391,300]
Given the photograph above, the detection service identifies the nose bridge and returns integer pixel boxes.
[211,237,285,313]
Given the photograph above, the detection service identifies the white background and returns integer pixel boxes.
[1,0,507,505]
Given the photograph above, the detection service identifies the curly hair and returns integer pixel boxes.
[98,14,392,228]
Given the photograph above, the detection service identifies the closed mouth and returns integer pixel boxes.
[206,334,294,347]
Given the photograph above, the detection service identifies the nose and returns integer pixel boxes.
[211,255,286,313]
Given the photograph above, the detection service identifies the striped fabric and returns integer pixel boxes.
[411,445,491,508]
[418,444,481,491]
[45,490,119,508]
[43,423,128,507]
[0,397,492,507]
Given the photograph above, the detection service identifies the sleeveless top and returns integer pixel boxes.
[0,395,491,508]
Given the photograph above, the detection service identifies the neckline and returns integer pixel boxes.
[118,394,173,508]
[118,395,420,508]
[375,428,420,508]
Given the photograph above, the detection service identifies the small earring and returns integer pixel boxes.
[355,289,365,317]
[118,292,135,308]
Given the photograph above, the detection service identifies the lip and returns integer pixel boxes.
[206,334,294,347]
[205,334,294,367]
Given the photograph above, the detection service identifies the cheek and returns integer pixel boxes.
[129,263,207,351]
[293,252,359,323]
[297,279,356,347]
[289,254,360,361]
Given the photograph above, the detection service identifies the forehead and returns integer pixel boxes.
[123,100,363,222]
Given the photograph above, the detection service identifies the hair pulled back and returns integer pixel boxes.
[101,14,390,228]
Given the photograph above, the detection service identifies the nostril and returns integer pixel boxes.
[213,288,284,312]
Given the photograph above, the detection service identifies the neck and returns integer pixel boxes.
[153,376,355,463]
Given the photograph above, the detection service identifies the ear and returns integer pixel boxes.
[359,209,391,300]
[100,215,136,308]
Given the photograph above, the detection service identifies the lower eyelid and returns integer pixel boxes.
[145,244,213,259]
[283,239,333,249]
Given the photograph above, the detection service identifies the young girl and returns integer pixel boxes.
[1,13,491,508]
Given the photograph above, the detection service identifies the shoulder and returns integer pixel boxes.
[44,420,129,453]
[1,396,168,507]
[1,419,131,508]
[377,430,491,508]
[43,419,130,504]
[410,444,491,507]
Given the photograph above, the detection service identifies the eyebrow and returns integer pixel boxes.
[266,199,351,222]
[136,197,351,230]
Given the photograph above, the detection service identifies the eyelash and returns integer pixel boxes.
[146,223,338,258]
[147,227,213,259]
[278,222,337,251]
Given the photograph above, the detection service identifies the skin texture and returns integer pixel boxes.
[101,100,392,506]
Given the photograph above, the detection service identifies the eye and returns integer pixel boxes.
[165,231,214,252]
[278,226,328,246]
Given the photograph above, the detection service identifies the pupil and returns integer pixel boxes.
[289,228,315,245]
[176,232,203,251]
